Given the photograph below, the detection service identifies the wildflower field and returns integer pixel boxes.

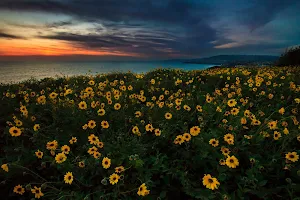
[1,66,300,200]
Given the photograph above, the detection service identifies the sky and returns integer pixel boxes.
[0,0,299,61]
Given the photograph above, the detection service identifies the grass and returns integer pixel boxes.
[0,66,300,199]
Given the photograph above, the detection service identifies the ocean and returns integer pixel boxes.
[0,61,216,84]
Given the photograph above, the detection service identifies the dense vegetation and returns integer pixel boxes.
[0,67,300,200]
[277,46,300,66]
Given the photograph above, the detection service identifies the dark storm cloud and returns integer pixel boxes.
[237,0,296,31]
[0,0,69,13]
[46,21,74,28]
[38,31,182,57]
[0,31,23,39]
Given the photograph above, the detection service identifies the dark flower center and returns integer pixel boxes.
[230,159,234,163]
[208,178,213,183]
[290,155,295,158]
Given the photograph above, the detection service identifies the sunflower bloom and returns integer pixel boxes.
[88,120,96,129]
[1,163,9,172]
[55,153,67,164]
[109,173,120,185]
[209,138,219,147]
[137,183,150,196]
[190,126,201,136]
[9,126,22,137]
[31,186,44,199]
[101,121,109,129]
[165,112,172,120]
[35,150,43,159]
[64,172,73,184]
[115,166,125,173]
[227,99,237,107]
[102,157,111,169]
[13,185,25,195]
[285,152,299,162]
[226,155,239,168]
[202,174,220,190]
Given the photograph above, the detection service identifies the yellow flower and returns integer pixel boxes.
[226,155,239,168]
[268,120,278,130]
[61,145,71,154]
[102,157,111,169]
[93,151,101,159]
[9,126,22,137]
[31,186,44,199]
[283,128,289,135]
[183,133,191,142]
[132,126,140,135]
[278,107,285,115]
[14,119,23,127]
[64,172,73,184]
[88,80,95,85]
[88,146,98,155]
[196,105,203,112]
[219,159,226,165]
[202,174,220,190]
[154,128,161,136]
[109,173,120,185]
[37,95,46,104]
[165,112,172,120]
[49,92,58,99]
[88,134,99,145]
[1,163,9,172]
[13,185,25,195]
[224,133,234,144]
[97,108,105,116]
[174,135,184,145]
[285,152,299,162]
[55,153,67,164]
[97,141,104,148]
[241,117,247,124]
[221,147,230,156]
[230,108,239,115]
[33,124,40,132]
[69,137,77,144]
[46,140,58,150]
[273,131,281,140]
[227,99,237,107]
[88,120,96,129]
[35,150,43,159]
[145,123,154,132]
[137,183,150,196]
[135,111,142,118]
[183,105,191,111]
[101,121,109,129]
[115,166,125,173]
[78,101,87,110]
[114,103,121,110]
[78,161,85,168]
[206,95,213,103]
[190,126,201,136]
[295,98,300,104]
[209,138,219,147]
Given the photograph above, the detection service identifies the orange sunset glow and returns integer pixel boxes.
[0,39,140,57]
